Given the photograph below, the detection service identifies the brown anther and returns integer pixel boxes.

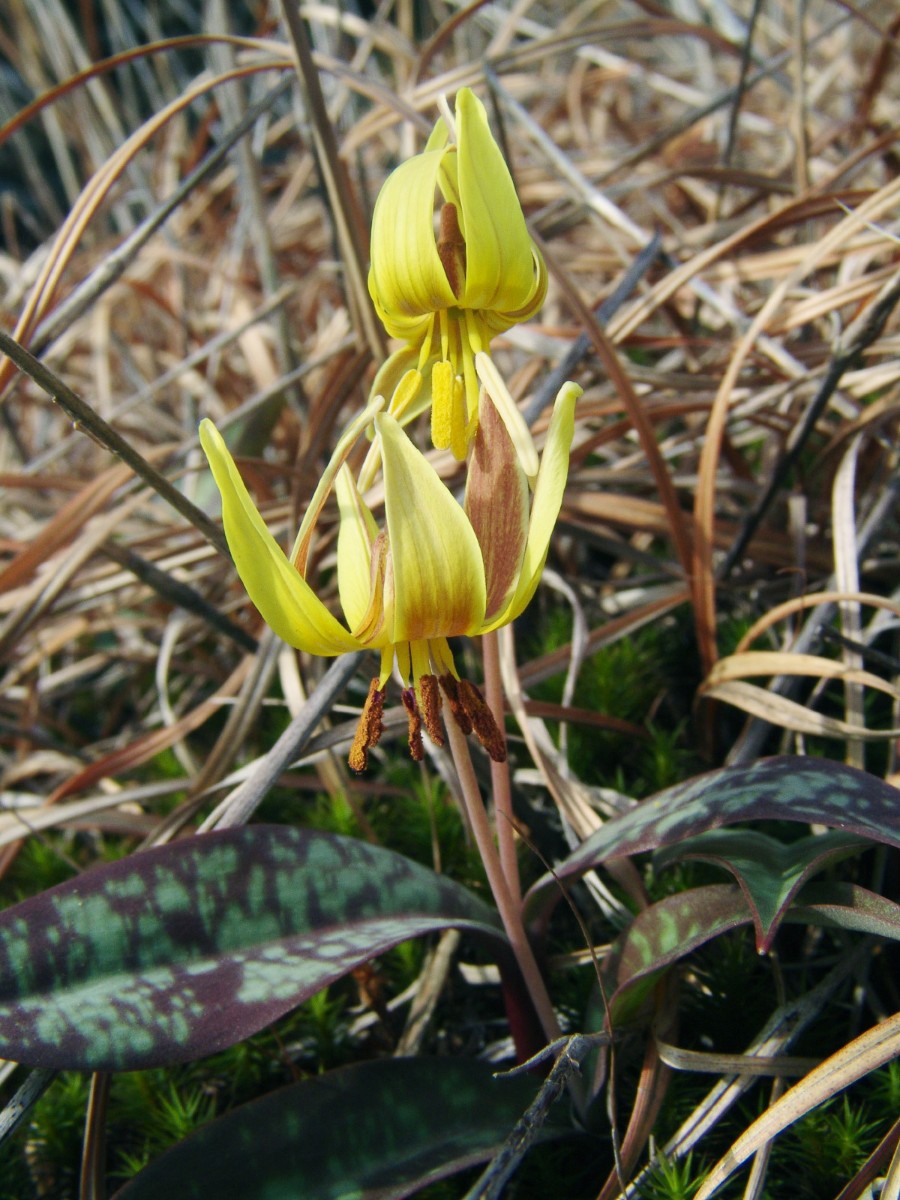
[457,679,507,763]
[437,202,466,297]
[349,678,385,773]
[438,674,472,735]
[401,688,425,761]
[418,674,444,747]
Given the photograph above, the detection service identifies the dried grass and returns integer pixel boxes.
[1,0,899,1193]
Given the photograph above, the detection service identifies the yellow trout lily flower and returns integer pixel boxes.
[199,380,579,770]
[367,88,547,465]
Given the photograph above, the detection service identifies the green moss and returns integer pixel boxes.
[773,1094,882,1198]
[0,837,76,904]
[638,1150,707,1200]
[0,1073,89,1199]
[522,606,699,795]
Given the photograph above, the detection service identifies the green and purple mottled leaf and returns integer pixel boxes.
[525,757,900,928]
[113,1057,565,1200]
[600,876,900,1030]
[0,825,506,1071]
[790,881,900,941]
[654,828,869,951]
[602,877,900,1031]
[604,885,750,1025]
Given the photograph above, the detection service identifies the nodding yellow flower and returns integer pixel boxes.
[367,88,547,467]
[199,380,579,771]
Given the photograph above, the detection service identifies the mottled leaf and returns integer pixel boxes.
[525,757,900,928]
[0,826,505,1070]
[113,1058,565,1200]
[605,885,750,1025]
[790,881,900,941]
[603,874,900,1029]
[654,828,868,951]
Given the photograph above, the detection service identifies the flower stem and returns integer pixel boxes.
[443,710,561,1047]
[481,630,522,909]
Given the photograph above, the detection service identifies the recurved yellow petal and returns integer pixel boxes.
[289,397,384,574]
[199,419,359,655]
[482,381,580,631]
[335,464,379,634]
[455,89,541,313]
[368,147,457,333]
[376,412,486,644]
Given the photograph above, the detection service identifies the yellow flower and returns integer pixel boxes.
[367,88,547,465]
[199,380,579,770]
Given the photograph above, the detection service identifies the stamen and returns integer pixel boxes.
[461,342,480,432]
[457,679,507,763]
[419,674,444,747]
[349,679,386,773]
[401,688,425,761]
[438,674,472,736]
[431,360,453,451]
[449,373,467,461]
[388,369,424,421]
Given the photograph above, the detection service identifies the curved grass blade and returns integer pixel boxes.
[112,1058,562,1200]
[0,826,506,1070]
[694,1011,900,1200]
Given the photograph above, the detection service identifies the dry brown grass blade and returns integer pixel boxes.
[0,656,252,880]
[0,330,228,556]
[0,461,133,593]
[702,680,900,741]
[0,34,278,147]
[535,232,694,583]
[654,1039,818,1078]
[278,0,384,361]
[695,1012,900,1200]
[46,657,252,808]
[0,488,147,659]
[692,176,900,673]
[413,0,495,84]
[606,191,869,345]
[734,592,900,655]
[562,500,832,573]
[0,782,191,849]
[0,56,291,396]
[522,700,650,740]
[702,650,900,702]
[199,652,365,832]
[184,628,282,798]
[518,589,691,689]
